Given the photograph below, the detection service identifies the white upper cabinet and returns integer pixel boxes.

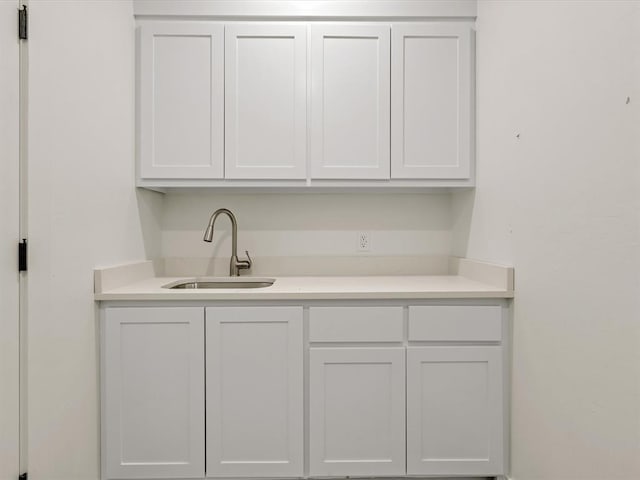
[310,25,391,179]
[136,18,476,188]
[138,22,224,179]
[225,24,307,179]
[391,24,473,179]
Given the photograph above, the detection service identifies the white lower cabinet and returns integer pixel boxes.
[407,346,504,476]
[102,307,205,479]
[102,302,506,480]
[205,307,304,477]
[309,348,406,476]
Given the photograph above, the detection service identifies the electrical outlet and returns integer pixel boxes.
[357,232,370,252]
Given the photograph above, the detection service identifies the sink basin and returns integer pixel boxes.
[162,278,275,289]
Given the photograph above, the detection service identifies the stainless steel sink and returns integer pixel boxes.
[162,278,275,289]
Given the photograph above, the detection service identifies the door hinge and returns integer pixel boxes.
[18,239,27,272]
[19,473,28,480]
[18,5,27,40]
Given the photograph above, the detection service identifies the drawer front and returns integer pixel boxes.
[408,306,502,342]
[309,307,403,342]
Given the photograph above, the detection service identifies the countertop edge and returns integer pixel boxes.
[95,290,514,301]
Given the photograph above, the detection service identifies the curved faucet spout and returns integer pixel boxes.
[203,208,251,276]
[204,208,238,256]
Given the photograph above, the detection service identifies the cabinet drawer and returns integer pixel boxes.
[408,306,502,342]
[309,307,403,342]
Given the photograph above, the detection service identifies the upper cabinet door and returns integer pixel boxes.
[139,23,224,179]
[311,25,391,179]
[225,24,307,179]
[391,24,473,179]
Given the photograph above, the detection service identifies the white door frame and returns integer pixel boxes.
[0,1,22,479]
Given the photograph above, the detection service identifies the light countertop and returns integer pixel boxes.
[94,258,514,301]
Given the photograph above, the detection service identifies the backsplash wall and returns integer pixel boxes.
[159,192,453,275]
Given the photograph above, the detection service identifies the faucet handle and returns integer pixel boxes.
[244,250,253,268]
[237,250,252,271]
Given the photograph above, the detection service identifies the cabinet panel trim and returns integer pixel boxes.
[406,346,504,476]
[139,23,224,180]
[205,306,304,477]
[391,23,473,179]
[309,347,406,476]
[225,24,307,179]
[102,307,205,479]
[310,24,391,179]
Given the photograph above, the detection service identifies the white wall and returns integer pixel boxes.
[27,2,162,479]
[453,1,640,478]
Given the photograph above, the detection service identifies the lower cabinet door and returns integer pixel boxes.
[407,346,504,476]
[102,307,205,479]
[206,307,304,477]
[309,348,406,476]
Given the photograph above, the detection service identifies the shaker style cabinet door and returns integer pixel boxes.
[406,346,504,476]
[102,307,205,479]
[311,25,391,179]
[391,24,473,179]
[225,24,307,179]
[205,307,304,477]
[309,348,406,476]
[138,23,224,179]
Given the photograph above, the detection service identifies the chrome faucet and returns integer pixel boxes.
[203,208,252,276]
